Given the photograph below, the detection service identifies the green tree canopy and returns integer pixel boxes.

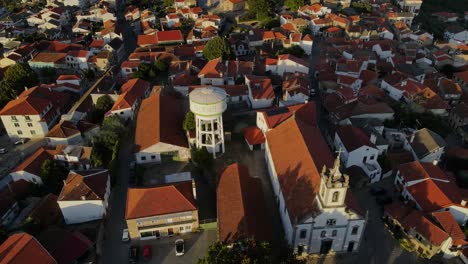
[0,63,39,106]
[285,0,304,11]
[163,0,174,7]
[95,95,114,113]
[182,111,196,131]
[351,1,373,13]
[40,160,68,194]
[191,147,213,169]
[278,45,306,58]
[247,0,272,20]
[198,239,304,264]
[203,36,233,61]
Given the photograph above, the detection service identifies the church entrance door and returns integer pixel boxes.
[320,239,333,254]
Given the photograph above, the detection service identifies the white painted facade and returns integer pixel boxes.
[276,58,309,76]
[59,175,111,225]
[334,134,382,183]
[264,140,366,255]
[0,111,58,140]
[9,170,43,185]
[47,134,83,147]
[135,142,190,164]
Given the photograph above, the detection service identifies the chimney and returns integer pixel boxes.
[432,159,438,166]
[81,196,86,200]
[370,133,377,144]
[410,133,415,143]
[462,200,467,206]
[24,86,28,91]
[401,80,407,86]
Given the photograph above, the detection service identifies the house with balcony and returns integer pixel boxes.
[126,179,198,240]
[334,125,382,183]
[0,86,72,140]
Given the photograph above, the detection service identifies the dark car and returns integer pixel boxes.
[370,186,387,196]
[129,246,139,264]
[376,195,393,206]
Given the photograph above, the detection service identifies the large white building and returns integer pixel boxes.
[134,91,190,164]
[264,104,366,255]
[0,86,72,140]
[58,169,110,225]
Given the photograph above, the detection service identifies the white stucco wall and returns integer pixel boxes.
[9,171,43,185]
[58,200,106,224]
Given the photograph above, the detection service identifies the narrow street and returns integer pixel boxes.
[100,132,133,264]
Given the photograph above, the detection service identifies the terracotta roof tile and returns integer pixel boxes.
[134,91,188,152]
[242,126,265,145]
[58,170,109,201]
[217,163,271,243]
[0,233,56,264]
[46,120,81,138]
[126,181,196,219]
[432,211,466,245]
[402,211,449,246]
[336,125,375,152]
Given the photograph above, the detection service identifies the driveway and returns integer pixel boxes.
[131,229,217,264]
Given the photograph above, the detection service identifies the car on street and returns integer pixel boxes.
[175,239,185,256]
[122,229,129,242]
[0,148,7,154]
[129,246,139,264]
[14,138,27,145]
[370,186,387,196]
[143,245,152,261]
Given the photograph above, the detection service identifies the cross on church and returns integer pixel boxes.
[335,148,344,158]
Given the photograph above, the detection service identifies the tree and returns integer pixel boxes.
[90,149,104,167]
[191,147,214,169]
[284,0,304,11]
[40,160,67,194]
[154,59,167,72]
[0,63,38,104]
[198,239,304,264]
[95,95,114,113]
[247,0,272,20]
[82,69,95,80]
[163,0,174,7]
[183,111,196,131]
[351,1,373,13]
[278,45,306,58]
[203,37,233,61]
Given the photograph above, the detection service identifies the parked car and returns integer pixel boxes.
[370,186,386,196]
[129,246,139,264]
[175,239,184,256]
[14,138,28,145]
[143,245,151,261]
[0,148,7,154]
[122,229,129,242]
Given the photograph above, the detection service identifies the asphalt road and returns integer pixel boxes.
[0,135,45,179]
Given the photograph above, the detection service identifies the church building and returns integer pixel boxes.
[264,102,367,255]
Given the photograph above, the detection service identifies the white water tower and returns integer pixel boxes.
[189,87,227,158]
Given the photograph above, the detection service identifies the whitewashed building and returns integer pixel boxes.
[264,106,366,255]
[58,169,110,225]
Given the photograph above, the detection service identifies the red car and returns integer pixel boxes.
[143,245,152,261]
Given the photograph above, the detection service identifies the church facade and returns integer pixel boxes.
[264,103,366,255]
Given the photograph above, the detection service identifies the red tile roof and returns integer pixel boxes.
[13,147,55,176]
[455,71,468,83]
[260,102,317,129]
[336,125,375,152]
[278,54,309,68]
[0,233,56,264]
[384,201,414,223]
[399,161,449,183]
[126,181,196,219]
[58,170,109,201]
[134,91,188,152]
[242,126,265,145]
[406,179,454,212]
[246,75,274,100]
[402,211,449,247]
[38,228,92,264]
[217,163,271,243]
[157,30,184,42]
[137,34,158,46]
[46,120,81,138]
[266,111,333,223]
[432,211,466,245]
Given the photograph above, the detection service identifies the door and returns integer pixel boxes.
[347,241,354,252]
[168,228,174,237]
[320,240,333,254]
[154,230,160,239]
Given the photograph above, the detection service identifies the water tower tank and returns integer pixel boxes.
[189,87,227,119]
[189,87,227,158]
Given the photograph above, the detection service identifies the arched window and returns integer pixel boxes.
[320,231,326,237]
[332,191,339,202]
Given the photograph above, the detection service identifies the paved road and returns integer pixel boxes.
[0,136,45,179]
[100,133,133,264]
